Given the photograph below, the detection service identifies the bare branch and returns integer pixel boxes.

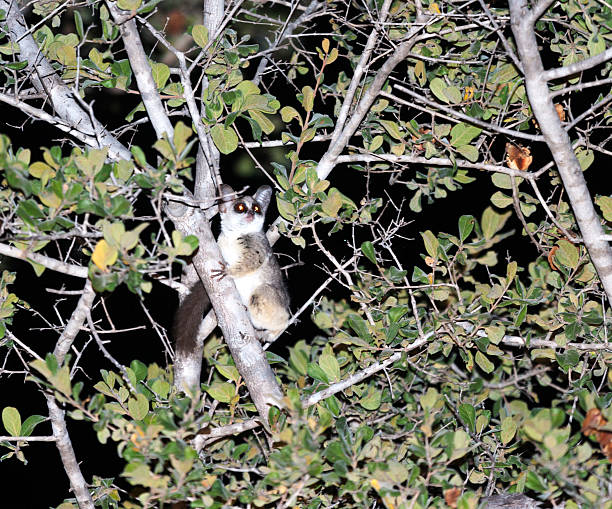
[336,153,536,179]
[107,3,173,140]
[544,47,612,82]
[0,93,126,160]
[329,0,394,147]
[54,281,95,363]
[388,86,544,142]
[0,435,55,442]
[44,281,97,509]
[0,243,88,278]
[252,0,324,86]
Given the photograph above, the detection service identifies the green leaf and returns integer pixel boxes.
[514,304,527,327]
[459,404,476,433]
[420,230,439,258]
[346,314,370,340]
[379,120,403,140]
[74,11,84,40]
[173,121,192,154]
[319,350,340,382]
[575,147,594,171]
[389,306,408,323]
[506,261,517,282]
[321,188,343,217]
[450,429,470,461]
[276,196,296,220]
[500,417,517,444]
[458,215,474,242]
[587,31,605,57]
[249,109,275,135]
[444,86,463,104]
[359,386,382,410]
[216,364,240,383]
[289,344,308,375]
[307,363,329,383]
[116,0,142,10]
[430,77,450,104]
[302,86,314,112]
[491,191,513,208]
[556,349,579,371]
[2,407,21,436]
[450,123,482,147]
[280,106,301,124]
[420,387,439,410]
[555,239,579,269]
[456,144,479,162]
[150,62,170,89]
[525,471,547,492]
[361,241,377,264]
[128,393,149,421]
[20,414,46,437]
[369,135,384,152]
[192,25,209,48]
[481,207,510,240]
[597,196,612,221]
[210,124,239,154]
[206,381,235,403]
[475,351,494,373]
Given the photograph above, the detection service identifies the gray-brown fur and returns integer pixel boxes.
[224,234,269,276]
[173,282,210,356]
[174,184,290,354]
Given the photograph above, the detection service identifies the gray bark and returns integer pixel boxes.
[509,0,612,303]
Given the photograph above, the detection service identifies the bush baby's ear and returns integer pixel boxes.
[254,185,272,213]
[219,184,235,213]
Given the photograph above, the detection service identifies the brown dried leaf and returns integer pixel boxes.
[547,246,559,271]
[444,487,461,508]
[582,408,612,461]
[506,143,533,171]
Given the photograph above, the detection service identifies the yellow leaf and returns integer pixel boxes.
[321,38,330,53]
[92,239,118,271]
[38,190,61,209]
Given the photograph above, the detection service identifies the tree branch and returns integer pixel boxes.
[0,435,56,442]
[252,0,324,86]
[509,0,612,303]
[315,10,427,180]
[543,46,612,82]
[0,0,131,161]
[0,92,126,160]
[44,280,97,509]
[336,153,537,179]
[388,86,544,142]
[107,3,173,140]
[0,243,88,278]
[54,282,96,362]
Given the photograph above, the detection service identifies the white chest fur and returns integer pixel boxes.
[217,233,240,265]
[217,233,263,304]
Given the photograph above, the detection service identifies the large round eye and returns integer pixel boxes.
[234,202,246,213]
[253,204,261,214]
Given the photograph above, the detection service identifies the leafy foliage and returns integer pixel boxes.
[0,0,611,507]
